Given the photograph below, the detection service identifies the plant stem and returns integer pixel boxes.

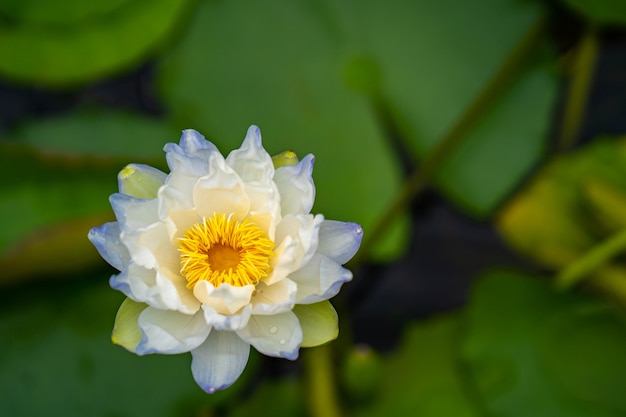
[356,14,546,262]
[557,26,598,151]
[304,345,342,417]
[556,228,626,289]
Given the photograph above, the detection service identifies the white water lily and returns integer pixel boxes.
[88,126,362,393]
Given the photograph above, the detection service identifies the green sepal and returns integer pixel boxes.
[293,301,338,348]
[111,297,148,352]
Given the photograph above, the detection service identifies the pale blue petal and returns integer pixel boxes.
[273,154,316,215]
[180,129,219,160]
[236,311,302,360]
[191,331,250,393]
[109,193,159,231]
[88,222,129,271]
[316,220,363,265]
[291,254,352,304]
[226,125,274,183]
[136,307,210,355]
[163,130,221,178]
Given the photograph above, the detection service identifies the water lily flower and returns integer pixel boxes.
[88,126,362,393]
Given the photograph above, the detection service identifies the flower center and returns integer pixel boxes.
[178,214,274,288]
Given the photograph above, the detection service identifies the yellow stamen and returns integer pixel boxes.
[178,214,274,288]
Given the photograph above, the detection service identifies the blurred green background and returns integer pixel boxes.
[2,0,626,416]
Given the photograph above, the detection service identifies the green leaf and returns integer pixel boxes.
[0,280,250,416]
[462,270,626,417]
[561,0,626,26]
[0,0,193,86]
[355,0,555,216]
[497,137,626,269]
[350,315,479,416]
[0,110,178,282]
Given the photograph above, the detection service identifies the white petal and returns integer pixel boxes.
[136,307,210,355]
[121,222,178,271]
[179,129,219,159]
[277,214,323,267]
[193,152,251,219]
[110,193,159,232]
[316,220,363,265]
[237,311,302,360]
[163,208,200,244]
[202,304,252,331]
[226,125,274,183]
[111,262,199,314]
[158,171,197,217]
[250,279,297,315]
[118,163,166,199]
[164,130,218,178]
[191,330,250,393]
[273,154,315,215]
[264,236,298,285]
[88,222,129,271]
[291,254,352,304]
[193,281,255,315]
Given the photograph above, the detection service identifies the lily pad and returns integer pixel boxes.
[560,0,626,26]
[350,315,479,417]
[462,270,626,417]
[0,0,192,86]
[0,110,178,283]
[0,280,250,416]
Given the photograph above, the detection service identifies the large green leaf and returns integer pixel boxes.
[0,279,251,416]
[0,0,192,86]
[0,111,178,283]
[349,315,479,417]
[462,270,626,417]
[561,0,626,26]
[350,0,555,216]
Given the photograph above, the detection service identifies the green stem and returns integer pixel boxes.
[558,26,598,151]
[556,228,626,289]
[304,345,342,417]
[355,15,546,263]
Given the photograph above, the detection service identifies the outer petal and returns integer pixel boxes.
[226,125,274,183]
[250,279,297,315]
[179,129,219,160]
[191,330,251,393]
[202,304,252,331]
[164,130,218,177]
[118,163,166,199]
[193,152,251,220]
[237,311,302,360]
[122,222,179,271]
[293,301,338,348]
[193,281,255,315]
[136,307,211,355]
[290,253,352,304]
[111,262,200,314]
[316,220,363,265]
[273,154,315,215]
[88,222,129,271]
[111,297,148,353]
[110,193,159,232]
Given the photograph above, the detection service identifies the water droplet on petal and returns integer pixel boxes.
[270,326,278,334]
